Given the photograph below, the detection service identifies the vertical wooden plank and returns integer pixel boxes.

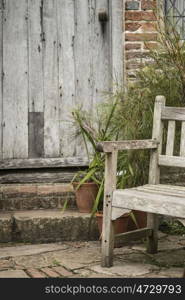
[147,95,166,254]
[43,0,60,157]
[149,96,165,184]
[28,112,44,158]
[91,0,110,105]
[74,0,92,110]
[0,0,3,159]
[166,120,175,156]
[74,0,92,156]
[27,0,44,112]
[3,0,28,158]
[57,0,76,157]
[180,122,185,156]
[101,150,117,267]
[109,0,123,90]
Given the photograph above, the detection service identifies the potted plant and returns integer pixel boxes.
[71,161,101,213]
[71,100,134,238]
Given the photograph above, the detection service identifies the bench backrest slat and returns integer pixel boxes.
[180,121,185,156]
[152,96,185,174]
[166,120,175,156]
[161,107,185,121]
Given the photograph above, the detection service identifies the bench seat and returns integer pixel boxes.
[112,184,185,220]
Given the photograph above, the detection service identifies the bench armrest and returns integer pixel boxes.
[97,139,158,153]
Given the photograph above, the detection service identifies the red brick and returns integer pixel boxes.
[126,51,148,60]
[2,186,19,194]
[125,33,157,41]
[26,268,47,278]
[18,185,37,194]
[126,61,143,70]
[141,0,156,10]
[52,266,73,277]
[144,42,158,49]
[140,22,157,32]
[41,267,59,278]
[125,11,156,21]
[2,185,37,195]
[125,43,141,50]
[37,184,73,195]
[125,22,141,31]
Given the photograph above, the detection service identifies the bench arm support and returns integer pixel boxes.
[97,139,158,153]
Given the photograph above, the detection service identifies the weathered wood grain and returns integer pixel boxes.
[109,0,123,90]
[162,107,185,121]
[113,189,185,219]
[101,150,117,267]
[57,0,76,157]
[92,0,110,105]
[0,170,77,183]
[3,0,28,158]
[148,95,165,253]
[74,0,92,156]
[97,139,158,152]
[180,121,185,156]
[111,207,130,221]
[28,112,44,158]
[0,0,124,163]
[147,183,185,192]
[159,155,185,168]
[136,184,185,197]
[149,96,165,185]
[0,0,3,159]
[0,157,89,169]
[166,120,175,156]
[43,0,60,157]
[28,0,44,112]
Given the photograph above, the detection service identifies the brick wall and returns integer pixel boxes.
[125,0,158,81]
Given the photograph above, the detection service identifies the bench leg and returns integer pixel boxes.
[146,213,158,254]
[101,216,114,267]
[101,151,117,267]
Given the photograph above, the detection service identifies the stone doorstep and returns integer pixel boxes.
[0,183,76,210]
[0,183,74,194]
[0,209,99,243]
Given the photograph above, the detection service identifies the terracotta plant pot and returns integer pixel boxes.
[72,182,98,213]
[96,212,130,247]
[127,210,147,231]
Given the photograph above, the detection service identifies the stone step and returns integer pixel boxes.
[0,209,99,243]
[0,183,76,211]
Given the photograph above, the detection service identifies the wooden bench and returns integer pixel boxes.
[97,95,185,273]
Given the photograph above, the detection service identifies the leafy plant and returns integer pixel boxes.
[159,220,185,235]
[101,14,185,188]
[71,100,133,214]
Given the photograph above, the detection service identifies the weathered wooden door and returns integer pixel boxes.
[0,0,123,168]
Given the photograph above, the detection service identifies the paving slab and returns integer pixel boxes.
[0,269,29,278]
[152,248,185,268]
[89,261,159,278]
[0,234,184,278]
[158,267,184,278]
[0,258,15,270]
[0,243,68,259]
